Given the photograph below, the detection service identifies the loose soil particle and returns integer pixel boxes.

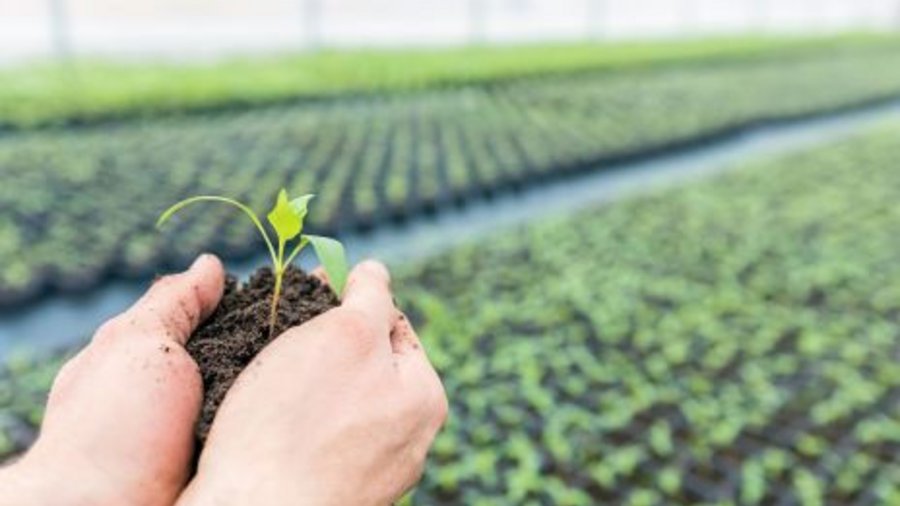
[187,265,339,443]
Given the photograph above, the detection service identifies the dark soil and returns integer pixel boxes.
[187,265,339,443]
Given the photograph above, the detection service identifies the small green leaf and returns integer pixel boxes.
[267,189,301,242]
[289,194,315,223]
[307,234,349,297]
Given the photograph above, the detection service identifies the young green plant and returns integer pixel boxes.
[156,189,348,336]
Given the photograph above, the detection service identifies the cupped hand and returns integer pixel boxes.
[179,260,448,506]
[0,254,225,506]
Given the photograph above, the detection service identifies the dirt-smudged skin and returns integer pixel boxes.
[187,266,339,443]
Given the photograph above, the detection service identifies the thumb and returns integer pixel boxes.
[120,254,225,345]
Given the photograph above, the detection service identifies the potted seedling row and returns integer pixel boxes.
[332,118,379,230]
[415,121,445,214]
[350,120,392,230]
[5,51,900,305]
[384,123,413,221]
[437,121,472,203]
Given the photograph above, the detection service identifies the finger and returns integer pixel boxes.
[341,260,398,338]
[390,312,423,355]
[120,254,225,345]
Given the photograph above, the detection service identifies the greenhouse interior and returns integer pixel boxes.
[1,0,900,504]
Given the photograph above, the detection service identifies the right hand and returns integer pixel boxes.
[178,260,449,506]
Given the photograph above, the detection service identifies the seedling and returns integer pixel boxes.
[157,189,348,336]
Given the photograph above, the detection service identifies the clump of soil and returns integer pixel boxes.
[187,265,339,443]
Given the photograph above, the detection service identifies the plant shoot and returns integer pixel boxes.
[157,189,348,336]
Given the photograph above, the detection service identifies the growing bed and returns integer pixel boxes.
[1,34,893,131]
[3,122,900,504]
[4,44,900,306]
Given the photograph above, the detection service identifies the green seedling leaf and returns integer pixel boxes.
[307,234,349,297]
[267,189,302,243]
[158,189,347,335]
[289,194,315,224]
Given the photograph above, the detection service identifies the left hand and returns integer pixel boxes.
[0,254,224,506]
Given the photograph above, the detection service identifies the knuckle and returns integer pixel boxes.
[92,316,126,345]
[49,352,82,393]
[404,443,430,489]
[399,443,428,486]
[403,373,449,429]
[430,384,450,427]
[419,371,450,426]
[435,389,450,425]
[410,452,427,479]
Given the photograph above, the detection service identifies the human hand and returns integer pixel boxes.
[0,254,225,506]
[178,260,448,506]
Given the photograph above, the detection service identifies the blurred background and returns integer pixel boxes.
[2,1,900,504]
[3,0,900,62]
